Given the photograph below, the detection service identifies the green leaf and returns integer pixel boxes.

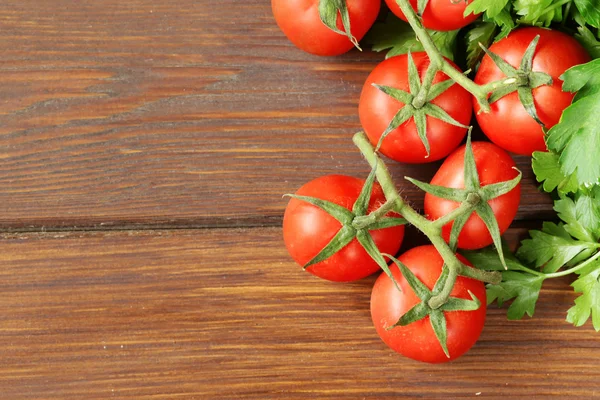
[465,22,497,70]
[318,0,359,49]
[429,309,450,358]
[575,25,600,59]
[566,261,600,331]
[465,0,509,18]
[364,13,458,60]
[554,194,600,242]
[303,225,356,268]
[561,58,600,101]
[486,8,515,40]
[514,0,561,27]
[462,243,534,272]
[487,271,545,319]
[546,91,600,187]
[574,0,600,28]
[517,222,596,273]
[531,151,579,194]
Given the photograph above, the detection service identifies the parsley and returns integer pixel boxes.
[465,22,497,70]
[365,13,457,60]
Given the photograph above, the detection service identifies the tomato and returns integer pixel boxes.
[385,0,480,31]
[424,141,521,249]
[271,0,380,56]
[359,52,472,163]
[474,27,591,156]
[371,245,486,363]
[283,175,405,282]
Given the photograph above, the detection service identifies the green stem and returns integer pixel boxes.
[352,198,397,229]
[353,132,494,308]
[459,266,503,284]
[394,0,492,112]
[544,250,600,279]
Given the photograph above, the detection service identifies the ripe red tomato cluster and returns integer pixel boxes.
[274,0,590,363]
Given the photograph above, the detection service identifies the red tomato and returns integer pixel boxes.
[371,245,487,363]
[474,27,591,156]
[271,0,380,56]
[359,52,472,163]
[385,0,480,31]
[424,141,521,249]
[283,175,405,282]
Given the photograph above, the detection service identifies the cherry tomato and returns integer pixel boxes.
[474,27,591,156]
[424,141,521,250]
[359,52,472,163]
[385,0,480,31]
[371,245,487,363]
[271,0,380,56]
[283,175,405,282]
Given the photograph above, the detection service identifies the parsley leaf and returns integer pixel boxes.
[463,246,545,319]
[567,261,600,331]
[554,194,600,242]
[465,22,497,70]
[514,0,562,27]
[575,25,600,59]
[486,8,516,40]
[365,13,458,60]
[517,222,597,273]
[465,0,510,18]
[546,59,600,187]
[574,0,600,28]
[531,151,579,194]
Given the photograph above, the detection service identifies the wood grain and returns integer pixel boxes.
[0,0,552,230]
[1,228,598,399]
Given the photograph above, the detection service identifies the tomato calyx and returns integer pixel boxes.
[285,167,406,287]
[318,0,361,50]
[406,132,522,269]
[384,253,482,358]
[480,35,553,125]
[373,52,469,157]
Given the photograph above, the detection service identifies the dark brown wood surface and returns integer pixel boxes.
[1,1,597,399]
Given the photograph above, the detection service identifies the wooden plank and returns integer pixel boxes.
[1,227,598,399]
[0,1,552,230]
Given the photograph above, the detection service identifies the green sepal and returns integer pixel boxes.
[385,253,430,299]
[449,211,470,251]
[432,264,450,295]
[463,132,480,191]
[422,103,469,129]
[480,43,518,77]
[529,71,553,88]
[303,225,356,269]
[519,35,539,72]
[353,163,377,216]
[489,81,520,104]
[417,0,430,16]
[376,105,415,151]
[440,290,481,312]
[407,51,421,94]
[518,87,544,126]
[372,84,414,105]
[405,177,467,202]
[284,194,354,225]
[475,201,508,270]
[479,168,522,200]
[426,79,455,102]
[318,0,360,50]
[430,309,450,358]
[368,217,407,230]
[414,109,430,157]
[393,302,429,327]
[358,232,401,292]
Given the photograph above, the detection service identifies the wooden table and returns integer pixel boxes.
[1,1,598,398]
